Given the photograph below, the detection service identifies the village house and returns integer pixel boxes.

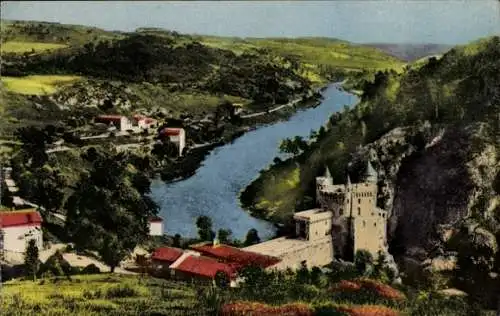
[148,216,164,236]
[94,114,158,132]
[158,127,186,156]
[0,209,43,256]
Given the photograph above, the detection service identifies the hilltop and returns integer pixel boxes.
[241,35,500,310]
[361,43,453,62]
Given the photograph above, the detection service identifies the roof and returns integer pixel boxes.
[95,115,124,122]
[0,209,42,228]
[151,247,184,263]
[172,255,237,279]
[243,237,313,259]
[149,216,163,223]
[293,209,333,221]
[189,243,281,269]
[133,115,157,124]
[365,161,378,180]
[160,128,183,136]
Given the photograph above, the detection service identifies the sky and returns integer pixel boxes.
[1,1,499,44]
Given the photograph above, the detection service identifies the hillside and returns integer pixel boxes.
[361,43,454,62]
[1,272,480,316]
[0,20,404,137]
[240,35,500,308]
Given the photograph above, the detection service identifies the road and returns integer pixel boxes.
[240,98,302,119]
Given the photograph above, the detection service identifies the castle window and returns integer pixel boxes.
[339,208,344,215]
[374,222,377,227]
[358,207,361,216]
[382,213,386,218]
[358,198,361,204]
[363,220,366,227]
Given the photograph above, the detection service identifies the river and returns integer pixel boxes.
[150,83,358,240]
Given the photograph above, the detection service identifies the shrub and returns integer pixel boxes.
[356,279,406,301]
[329,279,405,301]
[220,301,313,316]
[335,305,401,316]
[105,284,139,298]
[81,263,101,274]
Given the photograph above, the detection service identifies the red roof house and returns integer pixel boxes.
[190,243,281,269]
[159,127,182,136]
[151,247,184,263]
[0,209,42,228]
[172,255,238,280]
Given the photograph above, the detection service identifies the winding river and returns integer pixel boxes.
[151,84,358,240]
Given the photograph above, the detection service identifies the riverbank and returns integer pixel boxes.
[157,88,325,183]
[151,84,356,239]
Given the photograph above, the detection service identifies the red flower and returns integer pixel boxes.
[220,301,313,316]
[336,305,401,316]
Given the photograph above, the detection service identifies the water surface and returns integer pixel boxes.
[151,84,358,240]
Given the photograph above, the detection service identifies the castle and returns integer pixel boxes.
[314,161,388,260]
[243,160,388,269]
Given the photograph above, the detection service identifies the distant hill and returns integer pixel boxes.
[361,43,454,61]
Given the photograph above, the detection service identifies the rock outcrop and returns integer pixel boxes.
[348,121,499,259]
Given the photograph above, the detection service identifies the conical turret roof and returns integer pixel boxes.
[324,166,332,178]
[365,160,378,182]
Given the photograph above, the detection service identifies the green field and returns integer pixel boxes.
[2,274,200,316]
[1,75,82,95]
[1,41,68,54]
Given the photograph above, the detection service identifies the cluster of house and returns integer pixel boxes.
[150,240,282,287]
[94,114,186,156]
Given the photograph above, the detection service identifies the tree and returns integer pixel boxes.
[295,261,310,284]
[354,249,374,276]
[65,150,158,272]
[244,228,260,246]
[217,229,232,244]
[172,234,182,248]
[24,239,39,281]
[196,215,215,241]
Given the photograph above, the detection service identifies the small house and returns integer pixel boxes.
[94,115,133,132]
[0,209,43,253]
[149,216,164,236]
[158,128,186,156]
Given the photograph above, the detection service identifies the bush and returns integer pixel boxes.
[105,284,139,299]
[336,305,401,316]
[81,263,101,274]
[220,301,314,316]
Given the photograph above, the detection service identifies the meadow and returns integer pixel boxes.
[1,41,68,54]
[1,75,82,95]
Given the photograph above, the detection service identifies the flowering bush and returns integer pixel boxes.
[330,280,362,292]
[330,279,405,301]
[355,279,406,301]
[336,305,401,316]
[220,301,314,316]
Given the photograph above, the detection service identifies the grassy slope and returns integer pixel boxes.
[2,274,200,316]
[2,274,483,316]
[1,75,81,95]
[241,35,500,222]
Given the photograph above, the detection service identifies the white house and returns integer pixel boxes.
[0,209,43,253]
[149,216,164,236]
[159,128,186,156]
[94,115,134,132]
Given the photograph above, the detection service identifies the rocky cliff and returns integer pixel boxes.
[349,121,499,259]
